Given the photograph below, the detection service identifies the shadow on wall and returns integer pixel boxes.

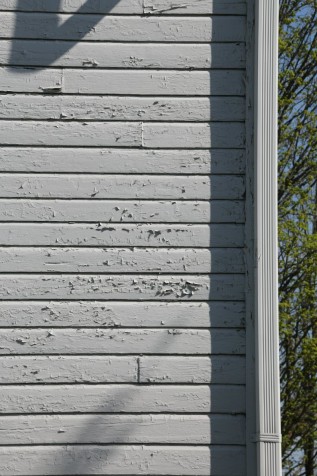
[5,0,247,474]
[10,0,121,69]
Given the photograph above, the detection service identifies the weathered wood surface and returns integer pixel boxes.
[0,0,248,467]
[0,68,245,95]
[0,384,245,414]
[0,414,245,445]
[140,356,246,384]
[0,95,245,121]
[0,148,246,174]
[0,121,245,148]
[0,248,244,273]
[0,66,62,92]
[0,199,245,223]
[0,224,245,248]
[0,301,245,328]
[0,355,139,383]
[0,174,245,199]
[0,355,245,384]
[0,445,246,476]
[0,0,247,15]
[0,274,245,300]
[0,328,245,355]
[0,14,246,42]
[4,41,245,69]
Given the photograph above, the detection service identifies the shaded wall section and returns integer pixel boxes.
[0,0,247,474]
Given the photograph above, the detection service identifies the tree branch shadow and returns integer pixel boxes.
[10,0,121,69]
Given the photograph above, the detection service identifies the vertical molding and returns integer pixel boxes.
[254,0,282,475]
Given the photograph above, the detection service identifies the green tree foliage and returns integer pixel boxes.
[279,0,317,474]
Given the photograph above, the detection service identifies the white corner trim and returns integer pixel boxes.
[254,0,282,475]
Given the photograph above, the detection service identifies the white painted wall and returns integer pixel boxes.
[0,1,248,474]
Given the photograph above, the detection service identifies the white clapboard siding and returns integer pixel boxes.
[0,445,246,476]
[0,356,139,384]
[0,328,245,355]
[5,41,245,69]
[0,14,246,42]
[0,384,246,414]
[0,0,248,467]
[0,95,246,121]
[0,148,246,174]
[0,355,245,384]
[140,356,246,384]
[0,274,244,301]
[0,200,245,223]
[0,301,246,328]
[0,68,245,95]
[0,0,247,15]
[0,248,245,274]
[0,175,244,200]
[0,414,246,445]
[0,224,245,248]
[0,122,245,148]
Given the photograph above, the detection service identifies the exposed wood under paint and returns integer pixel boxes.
[0,274,245,301]
[0,247,245,273]
[0,224,245,248]
[0,199,245,223]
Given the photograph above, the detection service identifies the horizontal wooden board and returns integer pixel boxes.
[0,67,62,93]
[0,355,245,384]
[0,445,246,476]
[0,224,245,248]
[0,121,142,147]
[0,355,139,383]
[0,0,247,15]
[0,274,245,300]
[0,68,245,95]
[0,384,245,414]
[0,14,246,42]
[0,248,245,273]
[0,122,245,148]
[5,41,245,69]
[0,328,245,355]
[0,95,246,121]
[143,0,247,15]
[143,123,245,148]
[0,174,245,199]
[63,69,246,96]
[0,148,246,174]
[140,356,246,384]
[0,301,246,328]
[0,200,245,223]
[0,414,245,445]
